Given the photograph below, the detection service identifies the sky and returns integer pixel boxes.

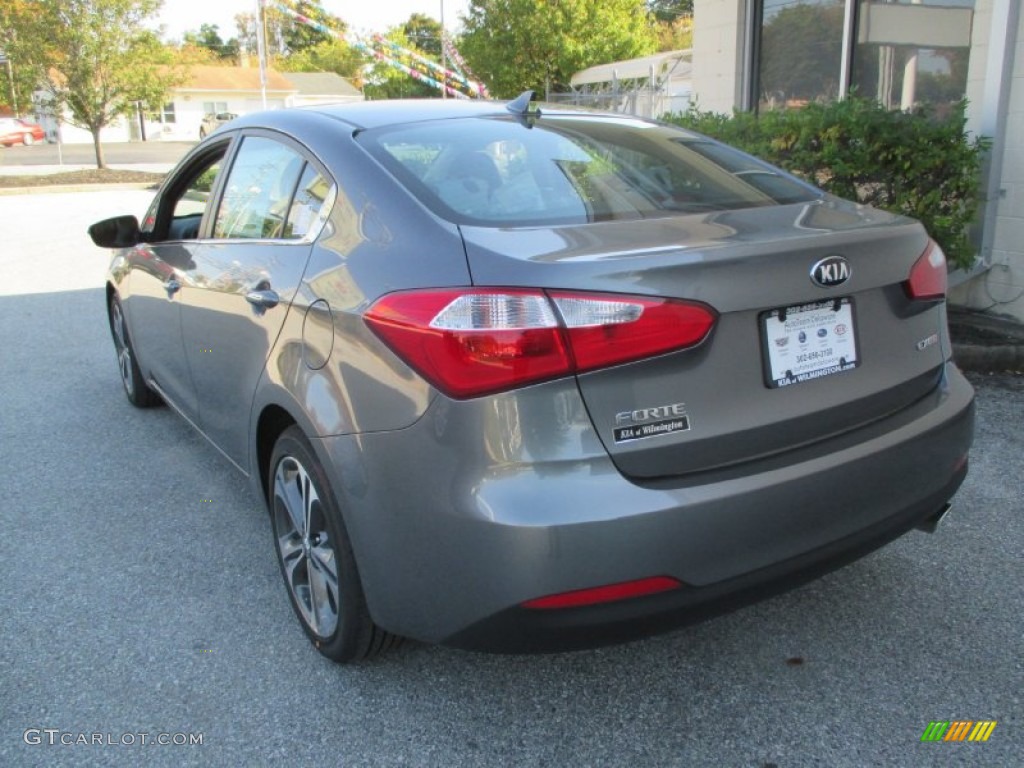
[154,0,472,41]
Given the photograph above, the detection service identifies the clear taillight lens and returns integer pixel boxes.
[365,289,716,398]
[905,240,947,300]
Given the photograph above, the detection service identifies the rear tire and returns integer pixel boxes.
[22,133,34,146]
[108,295,161,408]
[269,426,400,662]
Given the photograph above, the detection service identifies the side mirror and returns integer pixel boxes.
[88,215,141,248]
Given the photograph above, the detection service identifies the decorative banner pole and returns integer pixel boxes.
[440,0,445,100]
[267,1,486,100]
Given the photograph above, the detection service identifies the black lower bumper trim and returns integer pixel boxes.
[442,464,969,654]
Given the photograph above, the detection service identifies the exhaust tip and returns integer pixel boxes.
[915,502,953,534]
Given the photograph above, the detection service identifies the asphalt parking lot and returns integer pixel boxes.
[0,140,195,169]
[0,189,1020,767]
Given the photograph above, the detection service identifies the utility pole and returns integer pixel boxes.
[256,0,268,109]
[1,52,17,116]
[440,0,446,99]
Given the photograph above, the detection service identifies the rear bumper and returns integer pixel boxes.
[316,363,974,651]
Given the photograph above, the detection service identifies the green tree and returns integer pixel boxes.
[0,0,182,168]
[363,28,438,100]
[234,0,346,61]
[460,0,657,98]
[655,15,692,52]
[277,38,366,82]
[402,13,442,59]
[182,23,238,61]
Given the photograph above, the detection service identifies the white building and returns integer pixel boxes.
[36,66,363,145]
[691,0,1024,322]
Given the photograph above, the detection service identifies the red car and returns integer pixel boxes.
[0,117,45,146]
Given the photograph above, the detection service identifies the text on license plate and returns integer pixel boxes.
[761,298,859,388]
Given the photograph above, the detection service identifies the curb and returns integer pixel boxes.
[952,343,1024,373]
[0,182,158,196]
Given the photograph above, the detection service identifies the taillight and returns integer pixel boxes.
[365,289,716,398]
[905,240,947,300]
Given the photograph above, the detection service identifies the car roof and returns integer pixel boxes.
[228,98,645,133]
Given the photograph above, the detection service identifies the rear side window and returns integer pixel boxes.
[214,136,306,240]
[358,115,819,227]
[283,165,332,239]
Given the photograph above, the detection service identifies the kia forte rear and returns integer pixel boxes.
[89,97,974,661]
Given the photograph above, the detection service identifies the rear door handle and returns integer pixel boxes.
[164,278,181,297]
[245,289,280,310]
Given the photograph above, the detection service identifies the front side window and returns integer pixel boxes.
[214,136,306,240]
[359,116,818,227]
[142,145,228,241]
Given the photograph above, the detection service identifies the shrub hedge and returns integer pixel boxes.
[662,98,989,270]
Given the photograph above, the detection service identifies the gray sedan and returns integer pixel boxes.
[88,95,974,662]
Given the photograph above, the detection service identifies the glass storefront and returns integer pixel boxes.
[756,0,975,112]
[758,0,847,110]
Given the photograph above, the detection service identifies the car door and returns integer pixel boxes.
[177,132,333,471]
[127,139,234,421]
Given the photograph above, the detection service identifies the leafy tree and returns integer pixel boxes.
[0,0,182,168]
[277,38,366,83]
[234,0,346,61]
[460,0,657,98]
[655,15,692,52]
[182,23,238,61]
[402,13,442,59]
[363,28,438,100]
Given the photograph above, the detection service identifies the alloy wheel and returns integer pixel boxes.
[110,300,134,397]
[272,456,340,638]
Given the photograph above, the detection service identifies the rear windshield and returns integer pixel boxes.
[357,115,819,227]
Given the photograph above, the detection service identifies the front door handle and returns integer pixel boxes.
[245,289,280,310]
[164,278,181,297]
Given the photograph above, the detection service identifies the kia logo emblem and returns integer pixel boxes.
[810,255,851,288]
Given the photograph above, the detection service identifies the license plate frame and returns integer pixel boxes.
[760,298,860,389]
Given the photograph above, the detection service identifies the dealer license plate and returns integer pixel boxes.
[761,298,859,388]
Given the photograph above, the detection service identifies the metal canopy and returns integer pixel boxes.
[570,49,692,87]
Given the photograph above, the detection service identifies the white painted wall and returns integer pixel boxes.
[953,0,1024,320]
[691,0,748,114]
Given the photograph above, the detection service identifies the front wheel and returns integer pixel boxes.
[269,426,400,662]
[108,295,161,408]
[22,133,34,146]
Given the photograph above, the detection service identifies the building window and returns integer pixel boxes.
[852,0,974,114]
[203,101,228,115]
[753,0,975,113]
[756,0,846,110]
[161,102,176,124]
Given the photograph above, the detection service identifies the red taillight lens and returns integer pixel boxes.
[521,576,683,610]
[365,289,716,398]
[550,292,716,372]
[905,240,947,300]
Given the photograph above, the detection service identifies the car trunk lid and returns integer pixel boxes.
[460,199,948,478]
